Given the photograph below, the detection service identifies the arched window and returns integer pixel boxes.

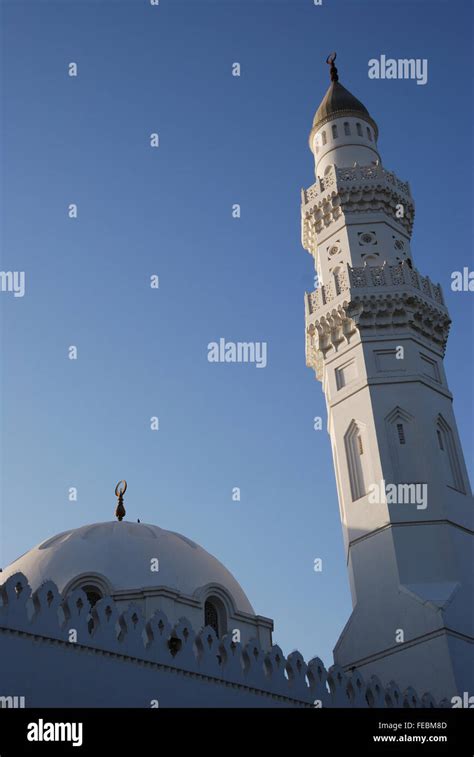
[366,127,373,141]
[356,123,363,137]
[332,265,342,295]
[204,599,220,637]
[344,121,350,136]
[436,416,465,492]
[344,421,370,501]
[321,130,327,146]
[385,407,422,484]
[332,124,338,139]
[85,588,101,607]
[82,585,102,634]
[396,423,406,444]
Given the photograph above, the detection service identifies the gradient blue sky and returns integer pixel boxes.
[1,0,472,667]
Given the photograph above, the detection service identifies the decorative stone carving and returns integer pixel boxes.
[347,293,451,351]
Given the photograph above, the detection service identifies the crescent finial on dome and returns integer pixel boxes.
[326,52,338,82]
[114,480,127,521]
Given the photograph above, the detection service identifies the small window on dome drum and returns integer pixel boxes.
[204,600,219,637]
[83,587,102,634]
[332,124,338,139]
[356,123,362,137]
[85,589,101,608]
[321,131,327,146]
[344,122,350,136]
[367,127,372,141]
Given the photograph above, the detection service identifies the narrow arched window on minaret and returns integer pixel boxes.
[301,52,473,702]
[436,416,465,493]
[333,266,342,295]
[344,421,369,501]
[396,423,406,445]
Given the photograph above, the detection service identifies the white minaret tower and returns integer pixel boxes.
[302,54,473,701]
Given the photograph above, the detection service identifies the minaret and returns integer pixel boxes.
[301,54,473,700]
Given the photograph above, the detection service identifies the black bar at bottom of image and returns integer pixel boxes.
[0,707,472,755]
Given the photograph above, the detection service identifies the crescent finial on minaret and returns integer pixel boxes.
[114,480,127,521]
[326,52,338,82]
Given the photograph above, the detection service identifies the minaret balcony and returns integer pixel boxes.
[302,164,411,205]
[301,164,414,248]
[305,260,445,319]
[305,261,450,376]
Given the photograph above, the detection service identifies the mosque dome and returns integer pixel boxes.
[1,521,254,615]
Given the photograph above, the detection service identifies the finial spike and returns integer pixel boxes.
[326,52,338,82]
[114,480,127,521]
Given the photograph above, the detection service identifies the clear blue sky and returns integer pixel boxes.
[1,0,472,668]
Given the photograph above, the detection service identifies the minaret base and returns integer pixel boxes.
[335,618,473,703]
[333,524,474,701]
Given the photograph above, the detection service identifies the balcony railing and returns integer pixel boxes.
[306,261,445,315]
[302,164,411,206]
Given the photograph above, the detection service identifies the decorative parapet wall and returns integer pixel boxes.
[0,573,446,708]
[301,164,415,249]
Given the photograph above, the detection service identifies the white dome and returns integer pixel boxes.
[1,521,254,615]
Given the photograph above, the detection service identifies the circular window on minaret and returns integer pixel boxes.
[329,244,340,256]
